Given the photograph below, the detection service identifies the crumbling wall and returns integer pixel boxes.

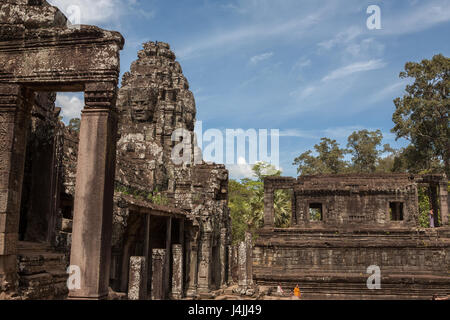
[253,228,450,299]
[294,174,419,226]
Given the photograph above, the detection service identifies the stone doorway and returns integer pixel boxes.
[0,2,124,299]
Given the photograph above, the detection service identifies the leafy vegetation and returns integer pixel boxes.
[392,54,449,177]
[229,163,292,243]
[115,183,169,206]
[68,118,81,132]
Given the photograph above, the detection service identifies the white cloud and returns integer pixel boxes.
[367,79,411,104]
[322,126,366,139]
[280,125,397,142]
[292,57,311,71]
[279,129,319,139]
[318,26,362,50]
[280,126,364,141]
[383,2,450,35]
[56,93,84,123]
[290,85,316,100]
[47,0,139,25]
[322,59,387,82]
[175,4,334,60]
[226,157,254,179]
[250,52,273,65]
[345,38,385,59]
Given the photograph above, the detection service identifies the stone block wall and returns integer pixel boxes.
[294,174,420,226]
[253,228,450,299]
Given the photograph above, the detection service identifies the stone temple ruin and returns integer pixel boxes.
[247,174,450,299]
[0,1,230,300]
[1,1,449,301]
[0,0,124,300]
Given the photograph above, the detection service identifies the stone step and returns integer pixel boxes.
[18,272,68,300]
[16,242,69,300]
[17,241,68,276]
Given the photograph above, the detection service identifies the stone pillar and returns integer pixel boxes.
[245,232,253,286]
[219,228,227,288]
[227,245,233,285]
[164,217,172,299]
[439,182,449,226]
[263,184,274,227]
[171,244,183,300]
[0,84,31,293]
[151,249,166,300]
[185,226,199,298]
[233,245,239,283]
[237,242,248,287]
[143,214,151,293]
[69,82,118,300]
[238,232,253,287]
[197,231,212,292]
[128,256,147,300]
[291,190,297,226]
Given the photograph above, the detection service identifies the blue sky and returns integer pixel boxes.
[48,0,450,179]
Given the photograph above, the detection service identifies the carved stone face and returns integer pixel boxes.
[130,88,157,122]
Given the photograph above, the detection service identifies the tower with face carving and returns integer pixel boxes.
[116,42,197,192]
[114,42,231,296]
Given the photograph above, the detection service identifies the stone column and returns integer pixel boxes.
[164,217,172,299]
[237,242,248,287]
[237,232,254,288]
[69,82,118,300]
[291,190,298,226]
[263,184,274,228]
[245,232,253,286]
[128,256,147,300]
[185,226,199,298]
[219,228,227,288]
[197,231,212,292]
[143,214,151,294]
[171,244,183,300]
[439,182,449,226]
[227,245,233,285]
[0,84,31,294]
[151,249,166,300]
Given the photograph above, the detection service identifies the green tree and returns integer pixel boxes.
[391,54,449,176]
[68,118,81,132]
[293,138,347,175]
[228,162,292,243]
[392,145,443,174]
[347,130,392,173]
[252,162,282,181]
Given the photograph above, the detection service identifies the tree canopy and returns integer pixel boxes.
[347,129,393,173]
[392,54,449,176]
[293,138,347,175]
